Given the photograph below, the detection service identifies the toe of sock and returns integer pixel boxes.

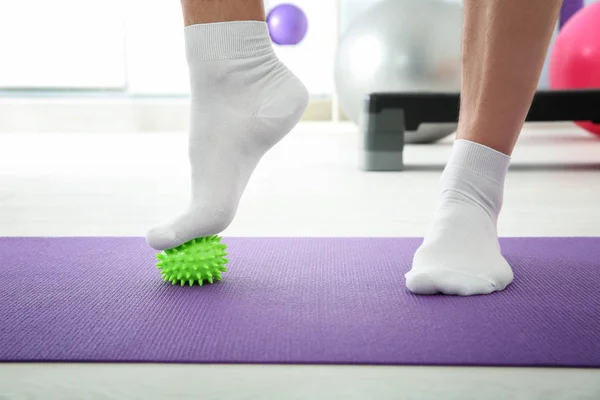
[145,226,181,251]
[405,269,500,296]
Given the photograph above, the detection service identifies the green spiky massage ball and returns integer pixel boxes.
[156,235,228,286]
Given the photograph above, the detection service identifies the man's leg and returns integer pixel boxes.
[406,0,562,295]
[146,0,308,250]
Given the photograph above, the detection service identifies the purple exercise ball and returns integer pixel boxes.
[267,4,308,45]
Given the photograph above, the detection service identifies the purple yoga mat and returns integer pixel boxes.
[1,237,599,367]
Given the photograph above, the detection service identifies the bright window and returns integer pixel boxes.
[0,0,126,89]
[0,0,342,95]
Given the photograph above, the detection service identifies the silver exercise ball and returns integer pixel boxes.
[335,0,463,144]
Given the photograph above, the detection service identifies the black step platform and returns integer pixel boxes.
[361,90,600,171]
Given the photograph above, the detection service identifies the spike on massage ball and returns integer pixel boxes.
[155,235,229,286]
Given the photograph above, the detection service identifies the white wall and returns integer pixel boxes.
[122,0,189,95]
[267,0,338,96]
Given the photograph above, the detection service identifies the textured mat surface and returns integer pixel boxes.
[1,237,599,367]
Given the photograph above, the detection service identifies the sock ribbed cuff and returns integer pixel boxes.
[446,139,511,184]
[184,21,273,62]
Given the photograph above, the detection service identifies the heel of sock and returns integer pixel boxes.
[257,72,308,120]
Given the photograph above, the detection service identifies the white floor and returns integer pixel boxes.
[1,122,600,399]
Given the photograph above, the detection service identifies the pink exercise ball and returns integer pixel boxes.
[550,1,600,137]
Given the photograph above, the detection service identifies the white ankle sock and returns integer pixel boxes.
[146,21,308,250]
[405,139,514,296]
